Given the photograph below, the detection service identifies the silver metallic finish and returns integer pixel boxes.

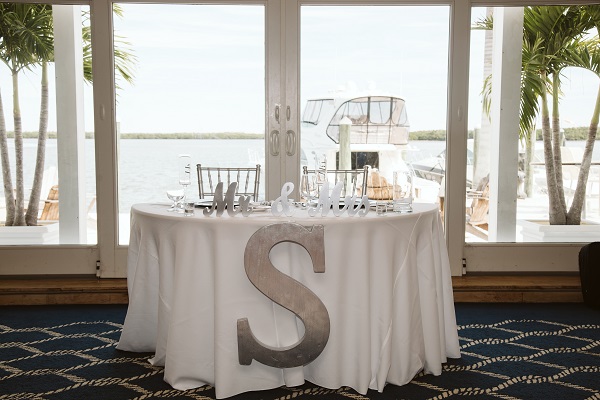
[269,130,280,156]
[239,195,253,217]
[197,164,261,202]
[286,130,296,156]
[238,223,330,368]
[203,182,249,217]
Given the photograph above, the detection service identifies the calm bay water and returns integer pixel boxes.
[2,138,599,214]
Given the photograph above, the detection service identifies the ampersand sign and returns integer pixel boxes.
[237,223,330,368]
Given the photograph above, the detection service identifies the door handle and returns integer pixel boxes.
[274,104,280,124]
[270,130,280,156]
[286,130,296,156]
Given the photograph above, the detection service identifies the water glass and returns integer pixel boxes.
[178,154,192,202]
[300,173,317,207]
[376,201,388,216]
[183,201,195,216]
[393,169,413,213]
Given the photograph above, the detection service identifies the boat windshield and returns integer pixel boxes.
[326,96,410,145]
[302,99,334,125]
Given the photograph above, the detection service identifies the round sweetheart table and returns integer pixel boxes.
[118,202,460,399]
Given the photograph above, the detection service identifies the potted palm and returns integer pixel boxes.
[479,5,600,240]
[0,4,135,240]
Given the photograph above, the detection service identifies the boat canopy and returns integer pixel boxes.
[302,95,410,146]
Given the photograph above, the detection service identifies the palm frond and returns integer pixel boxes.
[472,14,493,31]
[0,4,53,72]
[520,37,546,138]
[81,5,136,89]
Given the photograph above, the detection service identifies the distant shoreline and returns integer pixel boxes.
[11,127,596,141]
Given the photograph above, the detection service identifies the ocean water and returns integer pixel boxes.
[2,138,598,214]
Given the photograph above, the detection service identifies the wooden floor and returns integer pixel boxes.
[0,275,583,305]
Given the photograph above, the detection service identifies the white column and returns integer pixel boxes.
[473,7,494,187]
[488,7,523,242]
[53,5,87,244]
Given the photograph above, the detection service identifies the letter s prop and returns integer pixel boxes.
[237,223,330,368]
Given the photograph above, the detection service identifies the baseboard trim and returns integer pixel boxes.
[0,275,583,305]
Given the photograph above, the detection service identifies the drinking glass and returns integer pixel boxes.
[376,201,388,216]
[314,153,327,189]
[393,168,414,213]
[178,154,192,203]
[166,189,184,212]
[183,201,196,216]
[300,173,317,207]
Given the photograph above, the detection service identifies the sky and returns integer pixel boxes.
[1,5,599,135]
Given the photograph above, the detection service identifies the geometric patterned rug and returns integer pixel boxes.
[1,303,599,400]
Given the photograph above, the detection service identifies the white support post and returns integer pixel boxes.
[488,7,523,242]
[339,117,351,170]
[473,7,494,187]
[53,5,87,244]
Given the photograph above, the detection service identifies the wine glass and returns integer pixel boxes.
[300,173,317,208]
[178,154,192,203]
[166,189,184,212]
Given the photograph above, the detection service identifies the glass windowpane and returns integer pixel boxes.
[301,5,450,208]
[0,3,96,245]
[113,4,265,245]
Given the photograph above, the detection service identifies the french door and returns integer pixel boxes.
[3,0,592,278]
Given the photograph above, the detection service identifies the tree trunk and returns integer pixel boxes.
[25,62,49,226]
[551,75,567,213]
[524,126,535,197]
[567,84,600,225]
[12,69,25,226]
[541,76,566,224]
[0,88,15,226]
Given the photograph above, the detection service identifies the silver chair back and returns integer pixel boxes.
[197,164,261,201]
[302,165,369,198]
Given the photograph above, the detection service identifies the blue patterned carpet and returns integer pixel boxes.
[0,303,598,400]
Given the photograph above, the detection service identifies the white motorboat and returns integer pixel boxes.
[411,147,475,189]
[300,90,442,202]
[300,90,410,174]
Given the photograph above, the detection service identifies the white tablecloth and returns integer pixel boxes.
[117,203,460,398]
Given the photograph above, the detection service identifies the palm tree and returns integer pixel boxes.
[0,4,136,227]
[0,3,53,226]
[525,6,597,225]
[479,5,598,225]
[562,6,600,225]
[0,7,16,227]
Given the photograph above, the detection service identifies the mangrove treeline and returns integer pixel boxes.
[11,126,596,141]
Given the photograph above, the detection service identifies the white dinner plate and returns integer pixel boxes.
[195,200,240,208]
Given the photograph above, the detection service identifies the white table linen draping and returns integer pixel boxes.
[117,202,460,399]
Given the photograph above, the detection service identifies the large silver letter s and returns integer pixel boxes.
[237,223,330,368]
